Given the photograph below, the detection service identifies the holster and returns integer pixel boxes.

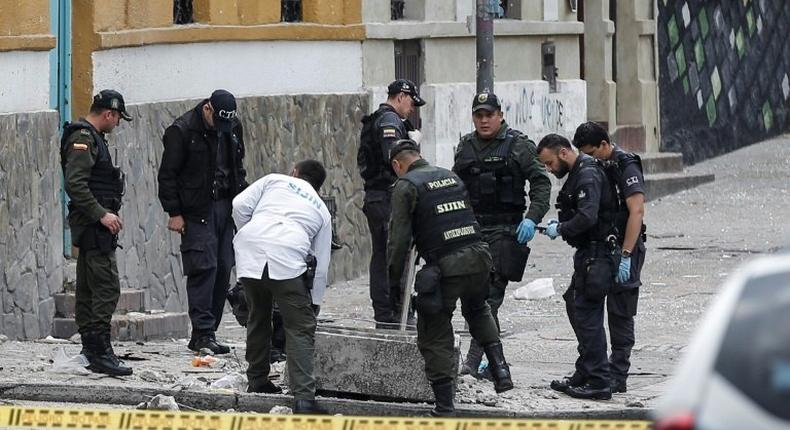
[414,264,443,315]
[227,282,249,327]
[492,230,530,282]
[79,223,118,254]
[578,243,618,300]
[303,254,317,290]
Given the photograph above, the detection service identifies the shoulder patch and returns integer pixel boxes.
[382,128,397,138]
[79,129,90,136]
[72,143,89,151]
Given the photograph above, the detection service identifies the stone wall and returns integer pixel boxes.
[110,93,371,313]
[0,111,64,339]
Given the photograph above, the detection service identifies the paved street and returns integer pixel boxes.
[1,134,788,417]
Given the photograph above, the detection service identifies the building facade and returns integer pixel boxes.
[0,0,660,339]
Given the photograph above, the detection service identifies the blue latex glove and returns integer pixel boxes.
[616,256,632,283]
[543,219,560,240]
[516,218,536,244]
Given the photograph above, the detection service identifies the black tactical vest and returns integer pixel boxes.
[455,129,527,224]
[60,120,124,211]
[400,166,483,263]
[556,157,618,248]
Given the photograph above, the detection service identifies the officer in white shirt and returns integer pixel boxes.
[232,160,332,415]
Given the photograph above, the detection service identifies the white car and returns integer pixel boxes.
[653,253,790,430]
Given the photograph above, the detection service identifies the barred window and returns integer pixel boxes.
[391,0,405,20]
[282,0,302,22]
[174,0,194,25]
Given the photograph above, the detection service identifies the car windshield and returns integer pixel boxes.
[714,270,790,420]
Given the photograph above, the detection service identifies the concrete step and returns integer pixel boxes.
[54,289,146,318]
[638,152,684,175]
[52,312,190,341]
[297,325,459,401]
[644,172,716,201]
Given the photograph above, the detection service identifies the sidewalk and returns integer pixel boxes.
[1,135,789,417]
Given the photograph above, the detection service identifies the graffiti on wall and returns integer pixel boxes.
[426,80,586,168]
[658,0,790,163]
[501,88,566,132]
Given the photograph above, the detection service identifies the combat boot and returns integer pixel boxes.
[429,378,456,417]
[293,400,329,415]
[83,330,132,376]
[566,383,612,400]
[460,340,484,377]
[483,341,514,393]
[189,331,230,355]
[550,372,586,393]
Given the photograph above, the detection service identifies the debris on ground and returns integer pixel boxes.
[48,347,91,375]
[137,394,179,411]
[210,372,247,391]
[268,405,292,414]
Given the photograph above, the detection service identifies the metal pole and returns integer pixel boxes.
[476,0,495,93]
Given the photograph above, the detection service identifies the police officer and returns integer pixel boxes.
[452,93,551,376]
[158,89,248,354]
[537,133,620,400]
[570,121,646,393]
[232,160,332,415]
[357,79,425,328]
[387,140,513,417]
[61,90,133,376]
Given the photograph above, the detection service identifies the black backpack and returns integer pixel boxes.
[357,110,383,181]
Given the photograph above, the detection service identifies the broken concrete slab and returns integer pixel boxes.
[304,326,460,402]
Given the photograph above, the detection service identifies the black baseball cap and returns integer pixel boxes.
[91,90,132,121]
[472,92,501,112]
[389,139,421,162]
[209,89,237,133]
[387,79,426,107]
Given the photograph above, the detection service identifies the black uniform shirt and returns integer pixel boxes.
[559,154,608,241]
[611,146,645,199]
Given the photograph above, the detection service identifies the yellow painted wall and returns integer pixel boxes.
[0,0,50,36]
[303,0,345,25]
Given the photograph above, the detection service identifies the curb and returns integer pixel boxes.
[0,383,652,420]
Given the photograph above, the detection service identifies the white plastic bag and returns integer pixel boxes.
[513,278,555,300]
[48,347,91,375]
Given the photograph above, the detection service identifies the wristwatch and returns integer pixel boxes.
[621,249,632,258]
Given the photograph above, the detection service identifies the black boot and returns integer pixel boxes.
[189,331,230,355]
[460,340,484,377]
[247,380,282,394]
[83,331,132,376]
[483,341,514,393]
[293,399,329,415]
[550,372,587,393]
[566,383,612,400]
[429,378,456,417]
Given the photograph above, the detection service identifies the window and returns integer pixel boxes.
[391,0,405,20]
[714,271,790,420]
[282,0,302,22]
[174,0,194,25]
[394,40,423,128]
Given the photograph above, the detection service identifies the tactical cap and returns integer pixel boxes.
[387,79,426,107]
[472,92,501,112]
[389,139,421,162]
[92,90,132,121]
[209,89,238,133]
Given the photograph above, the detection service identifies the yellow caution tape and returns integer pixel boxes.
[0,405,652,430]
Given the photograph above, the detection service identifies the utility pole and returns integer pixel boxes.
[476,0,495,93]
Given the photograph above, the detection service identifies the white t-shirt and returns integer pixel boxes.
[232,173,332,305]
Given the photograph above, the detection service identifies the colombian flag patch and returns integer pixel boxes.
[72,143,89,151]
[382,128,397,138]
